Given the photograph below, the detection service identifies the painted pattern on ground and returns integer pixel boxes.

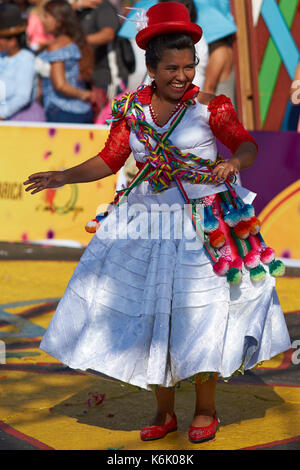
[0,259,299,450]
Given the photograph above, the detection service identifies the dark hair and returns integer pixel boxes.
[159,0,197,23]
[44,0,94,82]
[145,33,197,70]
[10,32,27,49]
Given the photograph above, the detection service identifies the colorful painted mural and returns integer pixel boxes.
[248,0,300,130]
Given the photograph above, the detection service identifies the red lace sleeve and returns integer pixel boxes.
[208,95,258,154]
[97,118,132,174]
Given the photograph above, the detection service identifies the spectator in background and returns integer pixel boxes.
[36,0,94,123]
[27,0,53,52]
[12,0,30,18]
[203,34,236,108]
[0,3,45,121]
[77,0,128,118]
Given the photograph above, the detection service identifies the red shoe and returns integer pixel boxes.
[188,413,220,444]
[140,414,177,441]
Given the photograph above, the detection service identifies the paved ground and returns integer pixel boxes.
[0,241,299,451]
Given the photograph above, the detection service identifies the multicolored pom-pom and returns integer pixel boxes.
[243,249,261,269]
[249,216,261,235]
[95,213,108,223]
[269,259,285,277]
[233,220,250,239]
[260,247,275,264]
[204,206,219,233]
[227,267,242,284]
[213,257,230,275]
[223,207,241,227]
[250,265,267,282]
[231,256,243,270]
[85,219,100,233]
[85,211,109,234]
[241,203,255,221]
[209,229,226,249]
[227,257,243,283]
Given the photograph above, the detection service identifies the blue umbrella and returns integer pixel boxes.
[118,0,156,39]
[195,0,237,44]
[118,0,237,44]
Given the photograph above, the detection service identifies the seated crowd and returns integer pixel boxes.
[0,0,240,125]
[0,0,130,123]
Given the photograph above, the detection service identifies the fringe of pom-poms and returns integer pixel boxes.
[211,190,286,284]
[220,196,262,240]
[84,188,285,285]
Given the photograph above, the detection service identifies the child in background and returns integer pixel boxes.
[27,0,53,52]
[36,0,94,123]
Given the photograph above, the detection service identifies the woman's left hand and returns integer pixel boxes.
[212,160,240,183]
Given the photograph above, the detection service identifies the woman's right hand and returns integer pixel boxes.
[23,171,67,195]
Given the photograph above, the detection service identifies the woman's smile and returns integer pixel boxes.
[147,48,196,102]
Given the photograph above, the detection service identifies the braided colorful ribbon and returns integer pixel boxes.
[109,87,237,264]
[110,87,236,195]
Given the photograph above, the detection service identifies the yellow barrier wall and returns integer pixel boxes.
[259,179,300,259]
[0,123,117,246]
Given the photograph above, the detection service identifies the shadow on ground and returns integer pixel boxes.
[49,374,286,432]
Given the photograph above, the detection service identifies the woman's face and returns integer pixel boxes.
[42,10,57,34]
[147,47,196,102]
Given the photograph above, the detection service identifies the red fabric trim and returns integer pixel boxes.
[98,118,131,174]
[98,84,200,174]
[137,83,200,105]
[208,95,258,154]
[98,90,257,176]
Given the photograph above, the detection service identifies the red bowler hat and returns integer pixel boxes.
[136,2,203,50]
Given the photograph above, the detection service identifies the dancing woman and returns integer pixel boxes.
[24,3,291,444]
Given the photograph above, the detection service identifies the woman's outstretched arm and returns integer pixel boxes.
[23,156,114,195]
[24,117,132,195]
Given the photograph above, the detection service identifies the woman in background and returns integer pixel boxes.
[36,0,94,123]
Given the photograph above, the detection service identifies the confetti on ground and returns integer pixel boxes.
[87,392,106,408]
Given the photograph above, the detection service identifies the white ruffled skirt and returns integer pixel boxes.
[40,186,291,391]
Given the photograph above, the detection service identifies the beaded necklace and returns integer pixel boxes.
[149,101,183,127]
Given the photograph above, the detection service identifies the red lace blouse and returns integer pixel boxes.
[98,87,257,174]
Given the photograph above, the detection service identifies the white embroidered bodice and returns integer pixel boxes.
[129,100,218,165]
